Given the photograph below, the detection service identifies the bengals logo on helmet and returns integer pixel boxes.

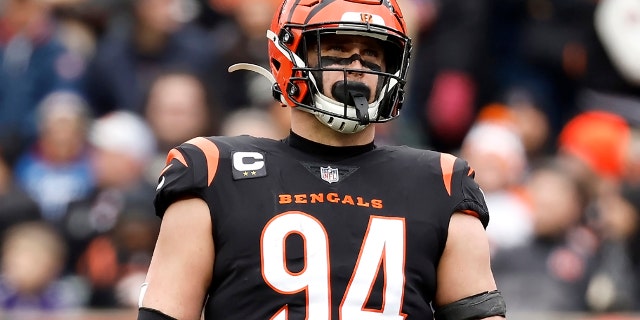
[360,13,373,23]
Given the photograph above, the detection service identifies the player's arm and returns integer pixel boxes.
[434,212,506,320]
[138,197,214,320]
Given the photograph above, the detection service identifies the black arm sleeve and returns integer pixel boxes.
[434,290,507,320]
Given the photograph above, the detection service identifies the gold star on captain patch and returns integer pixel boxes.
[243,172,248,176]
[251,171,257,175]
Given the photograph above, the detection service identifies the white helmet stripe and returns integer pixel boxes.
[266,30,307,68]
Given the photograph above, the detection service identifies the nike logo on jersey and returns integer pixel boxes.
[302,163,359,184]
[232,151,267,180]
[156,163,173,191]
[156,176,166,191]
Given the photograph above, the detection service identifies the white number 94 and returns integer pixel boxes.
[261,211,407,320]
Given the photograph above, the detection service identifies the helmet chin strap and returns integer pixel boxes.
[351,91,370,125]
[331,81,372,125]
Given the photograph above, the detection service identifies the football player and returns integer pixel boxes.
[138,0,506,319]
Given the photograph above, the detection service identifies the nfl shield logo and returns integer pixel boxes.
[320,166,339,183]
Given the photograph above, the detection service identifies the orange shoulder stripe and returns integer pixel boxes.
[166,148,188,168]
[186,137,220,186]
[440,153,457,196]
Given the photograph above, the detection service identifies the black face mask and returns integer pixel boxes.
[320,54,382,72]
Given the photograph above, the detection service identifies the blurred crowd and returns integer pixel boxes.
[0,0,639,315]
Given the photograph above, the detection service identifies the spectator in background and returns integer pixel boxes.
[459,104,533,253]
[549,110,640,313]
[111,207,160,308]
[83,0,216,116]
[493,110,636,313]
[594,0,640,88]
[0,221,76,310]
[492,158,596,312]
[402,0,491,152]
[48,0,101,61]
[145,71,217,151]
[587,182,640,312]
[623,129,640,186]
[0,0,85,162]
[193,0,232,30]
[557,111,631,195]
[13,91,95,226]
[143,70,219,182]
[0,149,41,239]
[576,0,640,126]
[503,93,553,161]
[487,0,594,141]
[202,0,279,112]
[74,205,160,309]
[578,124,640,312]
[61,111,157,308]
[220,105,288,140]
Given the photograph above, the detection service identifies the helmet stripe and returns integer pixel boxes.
[304,0,337,24]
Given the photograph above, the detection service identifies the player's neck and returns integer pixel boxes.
[290,109,375,147]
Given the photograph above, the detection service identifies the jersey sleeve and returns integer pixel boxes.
[153,137,221,218]
[442,153,490,228]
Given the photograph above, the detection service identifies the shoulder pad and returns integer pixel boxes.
[440,153,490,228]
[153,137,221,217]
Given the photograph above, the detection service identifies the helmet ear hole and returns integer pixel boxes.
[279,28,294,45]
[287,83,300,97]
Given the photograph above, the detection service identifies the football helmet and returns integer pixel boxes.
[230,0,411,133]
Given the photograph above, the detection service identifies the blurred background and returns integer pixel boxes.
[0,0,639,319]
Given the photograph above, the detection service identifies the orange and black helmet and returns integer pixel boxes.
[267,0,411,133]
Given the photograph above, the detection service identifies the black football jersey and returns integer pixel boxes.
[154,133,489,320]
